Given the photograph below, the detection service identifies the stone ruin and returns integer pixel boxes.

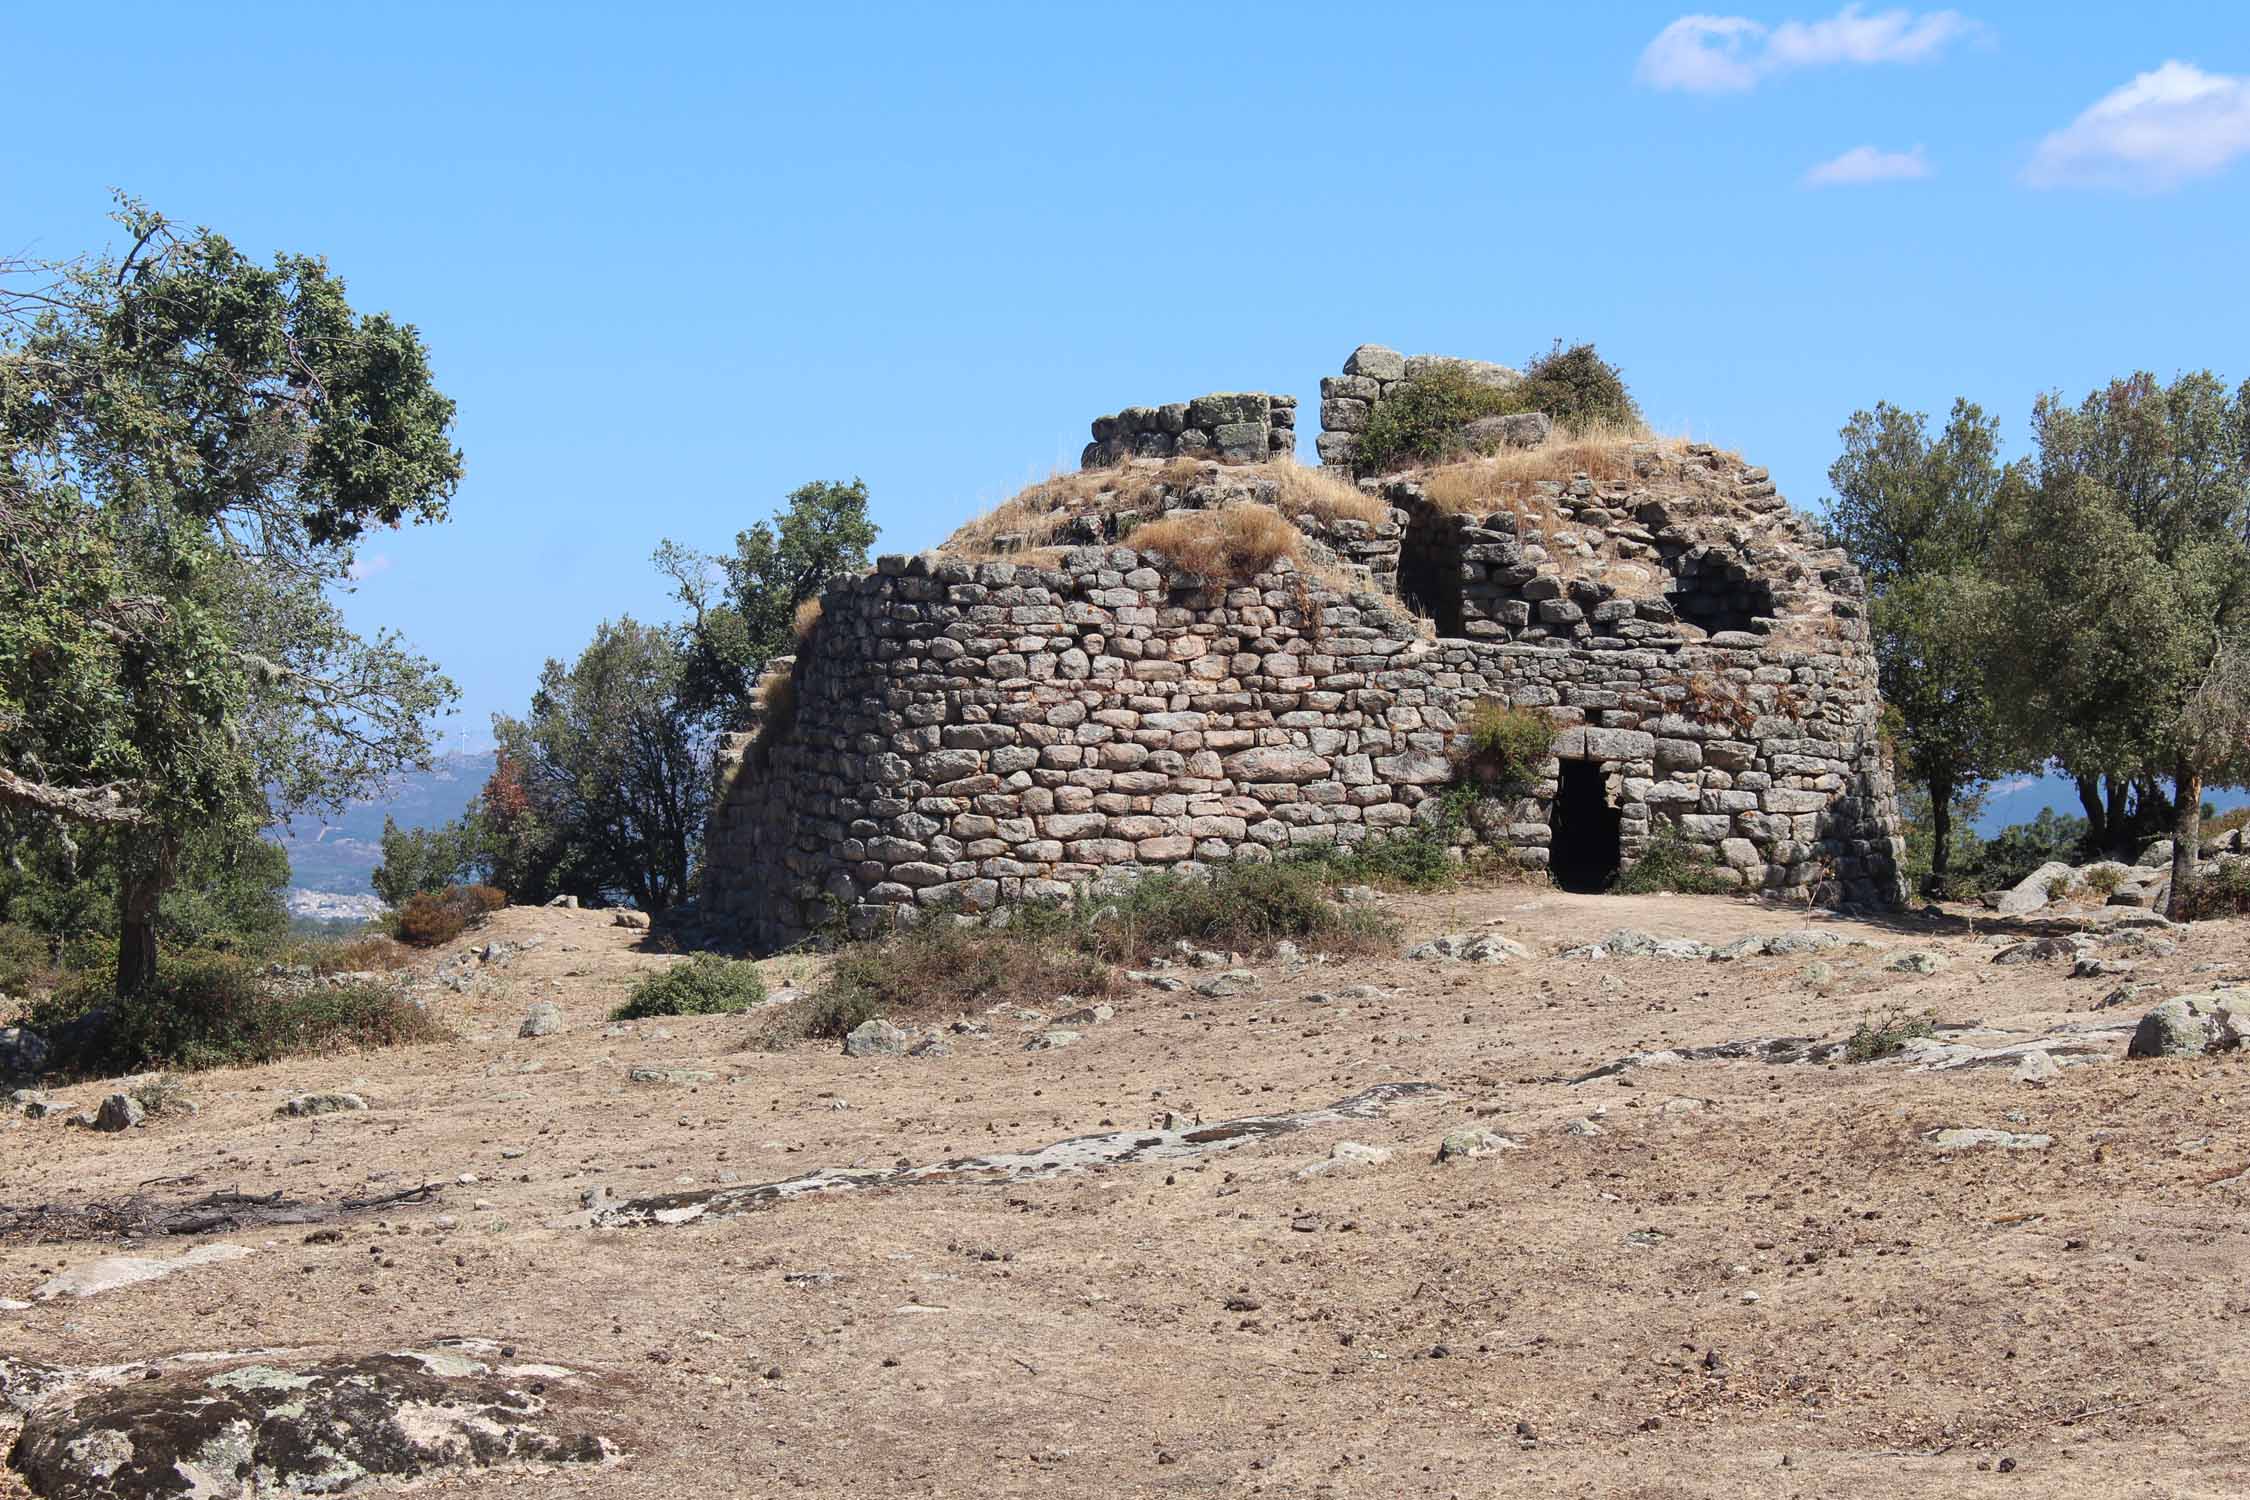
[699,343,1907,951]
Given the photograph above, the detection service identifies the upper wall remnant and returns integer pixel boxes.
[1315,344,1527,469]
[1083,392,1295,468]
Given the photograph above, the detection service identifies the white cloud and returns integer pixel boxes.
[1803,143,1932,185]
[2025,60,2250,190]
[1638,5,1979,94]
[347,553,394,582]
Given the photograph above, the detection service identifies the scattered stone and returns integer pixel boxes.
[2012,1049,2062,1086]
[10,1087,51,1118]
[1334,885,1379,905]
[1298,1140,1395,1178]
[91,1092,144,1132]
[546,893,581,908]
[1764,929,1846,956]
[1192,970,1258,998]
[626,1066,717,1085]
[1023,1029,1080,1052]
[276,1092,368,1118]
[611,909,650,930]
[1406,933,1532,964]
[1561,929,1711,960]
[518,1001,564,1038]
[1562,1117,1608,1138]
[1803,961,1834,984]
[1886,950,1946,974]
[1922,1128,2053,1151]
[2072,955,2135,979]
[1994,860,2077,915]
[1992,936,2084,965]
[1053,1003,1115,1026]
[1437,1127,1520,1162]
[907,1036,954,1059]
[842,1019,912,1058]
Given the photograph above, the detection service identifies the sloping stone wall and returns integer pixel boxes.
[1082,393,1295,468]
[702,527,1903,951]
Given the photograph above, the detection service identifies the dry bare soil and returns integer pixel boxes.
[4,889,2248,1499]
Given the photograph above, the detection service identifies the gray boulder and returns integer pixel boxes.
[1994,860,2077,915]
[92,1092,144,1132]
[842,1019,911,1058]
[0,1024,48,1076]
[2127,991,2249,1059]
[518,1002,564,1038]
[1342,343,1406,381]
[1437,1127,1520,1162]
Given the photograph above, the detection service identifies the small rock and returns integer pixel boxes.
[1023,1029,1080,1052]
[92,1093,144,1132]
[1053,1003,1115,1026]
[1562,1117,1607,1138]
[2127,992,2247,1059]
[518,1002,564,1038]
[611,909,650,930]
[1192,970,1258,998]
[277,1092,368,1118]
[545,893,580,908]
[626,1066,717,1085]
[2012,1050,2062,1086]
[1922,1127,2053,1151]
[1438,1127,1521,1161]
[1886,950,1945,974]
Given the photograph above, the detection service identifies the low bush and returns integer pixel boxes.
[1453,701,1554,792]
[391,885,505,949]
[1299,831,1459,891]
[802,909,1113,1038]
[1612,824,1738,896]
[1130,505,1302,581]
[1090,861,1398,965]
[2177,860,2250,921]
[1512,341,1642,433]
[613,954,768,1020]
[1355,365,1520,474]
[1843,1004,1937,1063]
[18,954,448,1076]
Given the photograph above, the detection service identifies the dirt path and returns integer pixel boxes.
[4,892,2247,1498]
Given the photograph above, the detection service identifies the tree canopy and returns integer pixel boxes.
[0,197,460,989]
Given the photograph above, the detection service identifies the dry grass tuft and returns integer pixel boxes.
[1269,465,1389,527]
[1416,421,1672,518]
[946,458,1208,561]
[753,668,798,752]
[1131,505,1302,581]
[792,597,823,640]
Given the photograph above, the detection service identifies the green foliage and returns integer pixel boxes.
[1453,701,1554,792]
[1354,343,1641,473]
[485,618,711,911]
[17,953,446,1075]
[1089,861,1398,964]
[0,823,291,961]
[613,954,767,1020]
[1511,341,1642,433]
[1828,398,2021,886]
[1298,832,1458,890]
[1613,823,1737,895]
[0,196,460,990]
[1354,366,1520,474]
[372,814,483,907]
[657,479,878,727]
[1843,1005,1937,1063]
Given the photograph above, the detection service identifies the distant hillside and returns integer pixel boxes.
[270,749,494,897]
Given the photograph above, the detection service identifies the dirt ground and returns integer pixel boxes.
[4,888,2248,1499]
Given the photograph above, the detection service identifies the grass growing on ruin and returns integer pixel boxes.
[1453,700,1556,793]
[1131,505,1302,581]
[944,458,1208,560]
[1612,824,1739,896]
[1268,465,1390,527]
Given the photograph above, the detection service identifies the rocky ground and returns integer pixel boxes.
[3,889,2247,1499]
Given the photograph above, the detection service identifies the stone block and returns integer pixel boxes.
[1343,344,1406,381]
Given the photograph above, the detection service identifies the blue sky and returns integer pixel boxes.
[10,2,2250,802]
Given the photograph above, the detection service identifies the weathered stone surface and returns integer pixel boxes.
[843,1020,912,1058]
[2127,991,2248,1059]
[1343,343,1406,381]
[34,1243,254,1301]
[92,1093,144,1133]
[1437,1126,1520,1162]
[9,1339,614,1499]
[1462,412,1552,449]
[276,1092,368,1118]
[0,1025,48,1076]
[518,1001,564,1038]
[1923,1127,2052,1151]
[1994,860,2077,915]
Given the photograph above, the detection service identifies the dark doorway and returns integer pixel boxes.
[1399,504,1466,638]
[1550,760,1622,892]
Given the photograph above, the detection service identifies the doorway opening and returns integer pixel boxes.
[1550,760,1622,892]
[1398,504,1466,638]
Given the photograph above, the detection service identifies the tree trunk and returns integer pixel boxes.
[2167,759,2202,920]
[114,835,178,996]
[2075,774,2106,849]
[1927,773,1955,888]
[2103,775,2130,854]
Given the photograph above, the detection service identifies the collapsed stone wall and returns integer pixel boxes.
[1082,393,1295,468]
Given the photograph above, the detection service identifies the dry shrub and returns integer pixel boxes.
[1270,465,1388,527]
[311,934,412,974]
[753,668,798,753]
[792,597,822,640]
[803,910,1115,1038]
[1681,673,1758,733]
[392,884,505,948]
[1131,505,1301,580]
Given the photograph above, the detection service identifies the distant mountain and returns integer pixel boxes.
[269,749,495,898]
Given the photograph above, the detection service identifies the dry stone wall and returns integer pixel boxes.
[703,514,1903,950]
[1083,392,1295,468]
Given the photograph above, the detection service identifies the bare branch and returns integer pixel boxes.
[0,766,150,827]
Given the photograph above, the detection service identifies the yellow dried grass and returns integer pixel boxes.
[1268,464,1389,527]
[1131,505,1302,581]
[791,597,823,640]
